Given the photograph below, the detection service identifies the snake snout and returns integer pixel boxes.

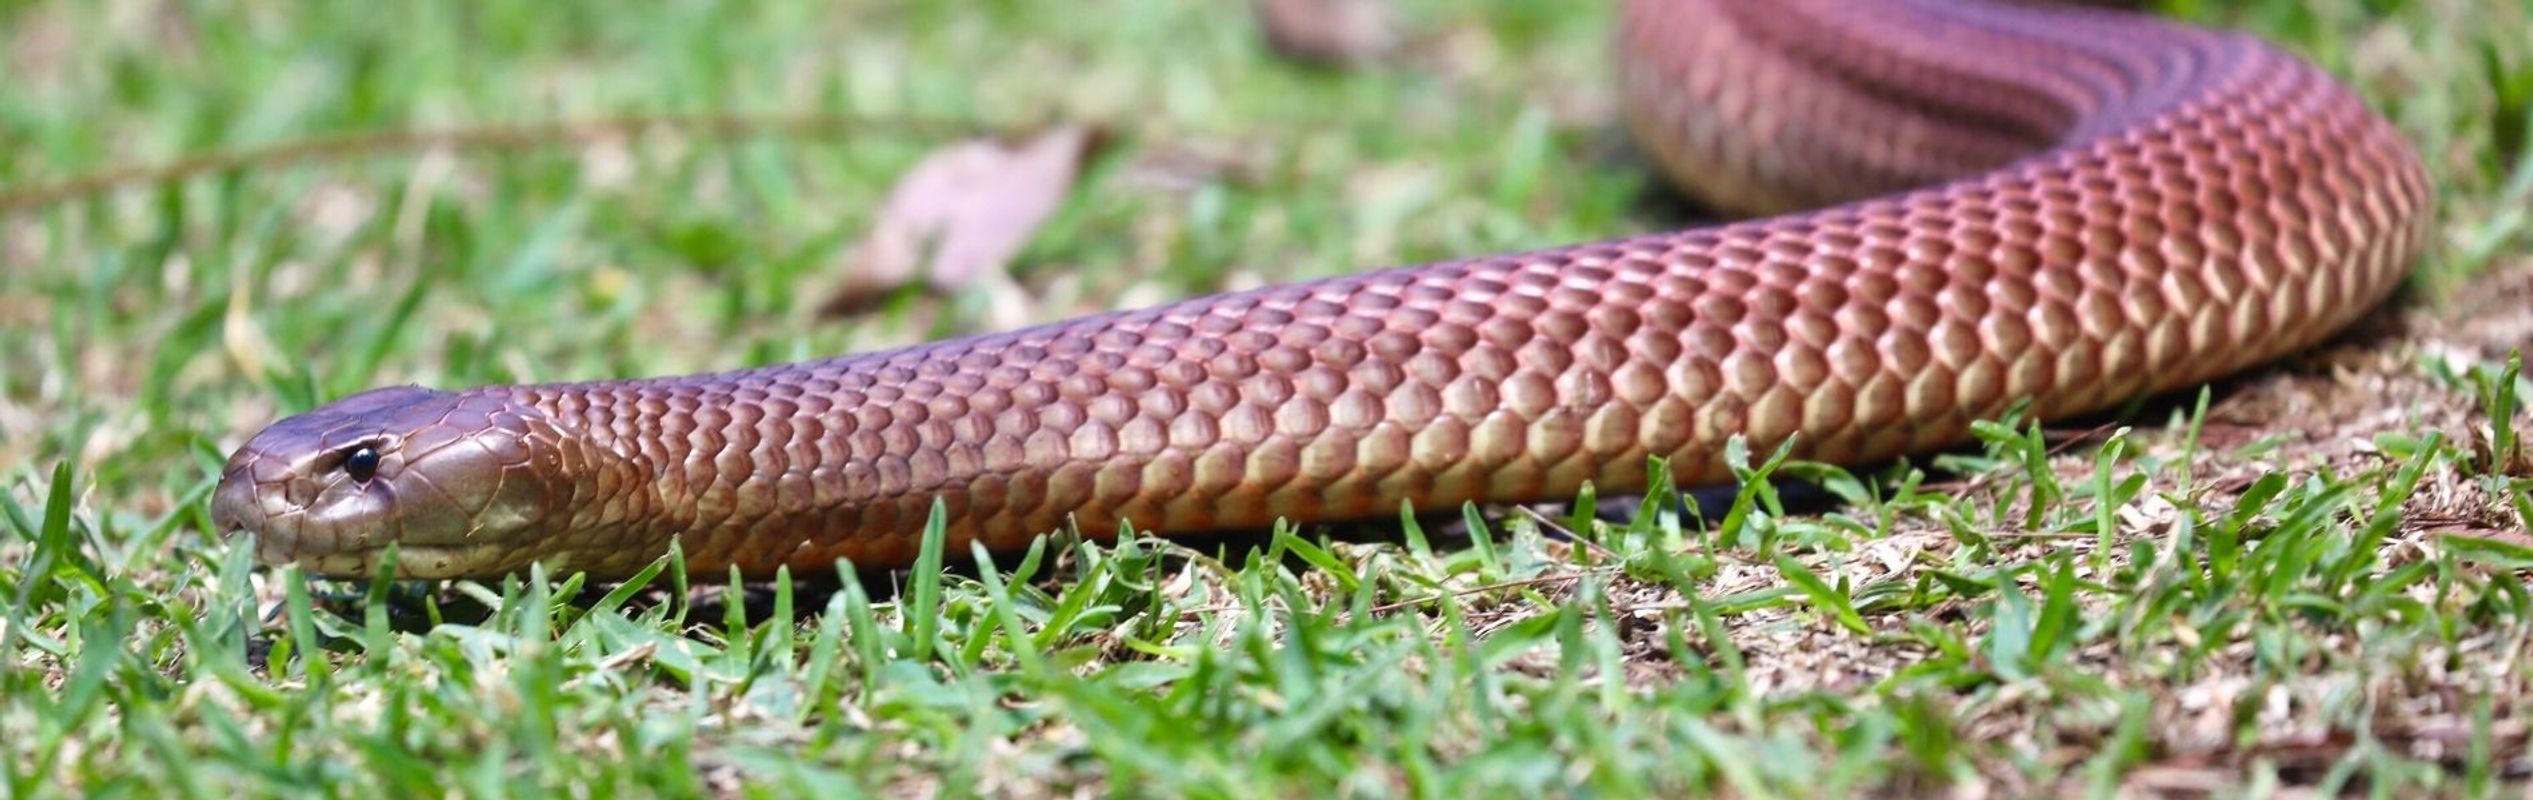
[209,459,257,536]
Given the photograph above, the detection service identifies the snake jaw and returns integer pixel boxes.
[211,385,577,579]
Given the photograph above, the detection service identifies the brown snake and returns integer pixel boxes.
[210,0,2432,580]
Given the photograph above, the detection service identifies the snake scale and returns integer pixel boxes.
[210,0,2432,579]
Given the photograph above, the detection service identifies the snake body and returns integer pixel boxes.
[211,0,2431,579]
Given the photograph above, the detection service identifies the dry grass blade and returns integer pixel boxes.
[0,113,997,218]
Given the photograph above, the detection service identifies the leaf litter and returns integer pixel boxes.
[817,125,1103,323]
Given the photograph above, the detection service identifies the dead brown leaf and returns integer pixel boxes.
[1251,0,1400,67]
[817,125,1100,318]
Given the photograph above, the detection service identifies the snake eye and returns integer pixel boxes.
[341,445,381,483]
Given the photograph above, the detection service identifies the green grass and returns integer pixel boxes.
[5,0,2532,795]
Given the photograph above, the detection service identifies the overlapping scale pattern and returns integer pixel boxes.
[216,0,2431,578]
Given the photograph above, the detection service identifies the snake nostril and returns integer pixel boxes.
[209,473,260,536]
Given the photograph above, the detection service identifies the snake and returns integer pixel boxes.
[208,0,2432,580]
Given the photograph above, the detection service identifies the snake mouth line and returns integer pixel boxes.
[218,513,474,577]
[249,534,496,579]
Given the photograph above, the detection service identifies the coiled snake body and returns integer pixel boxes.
[211,0,2432,579]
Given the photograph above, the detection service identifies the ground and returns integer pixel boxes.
[3,0,2530,796]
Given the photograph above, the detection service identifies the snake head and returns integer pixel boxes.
[211,385,574,578]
